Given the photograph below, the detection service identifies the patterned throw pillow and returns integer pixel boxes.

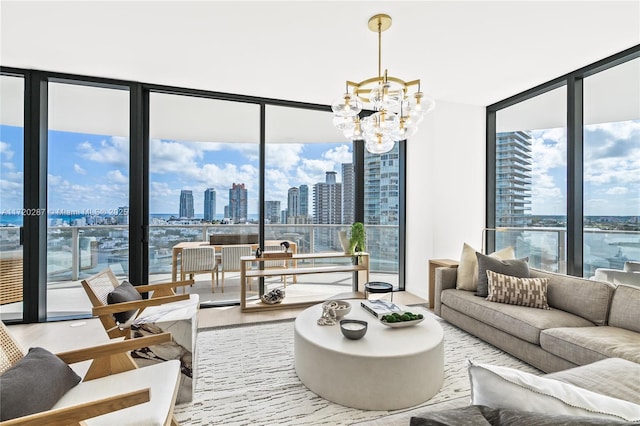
[486,270,551,310]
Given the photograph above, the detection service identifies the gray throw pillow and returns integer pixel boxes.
[0,347,81,421]
[107,280,142,324]
[475,252,529,297]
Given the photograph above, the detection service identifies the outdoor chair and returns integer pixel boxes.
[263,244,289,288]
[219,245,253,290]
[180,246,219,292]
[81,267,199,403]
[81,268,195,339]
[0,320,181,425]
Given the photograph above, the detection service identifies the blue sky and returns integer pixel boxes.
[529,120,640,216]
[1,121,638,217]
[0,124,352,216]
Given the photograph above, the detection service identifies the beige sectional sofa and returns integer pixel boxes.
[434,267,640,373]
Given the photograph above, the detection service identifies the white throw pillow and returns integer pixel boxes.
[469,362,640,422]
[456,244,514,291]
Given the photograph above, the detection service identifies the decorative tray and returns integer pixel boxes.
[380,317,424,328]
[380,312,425,328]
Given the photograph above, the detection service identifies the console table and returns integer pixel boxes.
[428,258,459,309]
[240,252,369,312]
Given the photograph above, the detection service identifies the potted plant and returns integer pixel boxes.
[349,222,366,255]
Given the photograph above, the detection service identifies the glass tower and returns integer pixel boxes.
[179,190,194,218]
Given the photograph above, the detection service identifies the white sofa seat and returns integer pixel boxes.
[53,360,180,426]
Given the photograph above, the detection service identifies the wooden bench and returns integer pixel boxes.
[240,252,370,312]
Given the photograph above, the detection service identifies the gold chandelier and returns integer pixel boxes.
[332,14,435,154]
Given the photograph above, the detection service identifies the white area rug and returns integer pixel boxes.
[175,313,540,425]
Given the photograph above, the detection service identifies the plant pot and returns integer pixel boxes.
[338,230,351,254]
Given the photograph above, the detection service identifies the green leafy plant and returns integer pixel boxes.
[349,222,366,254]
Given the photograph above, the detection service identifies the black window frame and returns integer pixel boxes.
[486,44,640,276]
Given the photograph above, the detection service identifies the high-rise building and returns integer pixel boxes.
[204,188,216,222]
[228,183,248,223]
[313,171,342,225]
[287,187,300,220]
[179,190,194,218]
[364,145,401,270]
[299,185,309,217]
[496,131,532,227]
[265,200,280,224]
[341,163,354,225]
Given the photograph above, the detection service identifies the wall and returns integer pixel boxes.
[405,101,486,299]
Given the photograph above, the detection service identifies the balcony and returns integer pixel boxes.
[0,224,400,321]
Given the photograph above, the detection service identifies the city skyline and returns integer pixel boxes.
[0,120,638,217]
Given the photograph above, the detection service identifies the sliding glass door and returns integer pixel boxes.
[0,74,25,322]
[148,92,260,306]
[46,81,130,319]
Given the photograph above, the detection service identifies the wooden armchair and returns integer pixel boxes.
[81,268,195,339]
[0,321,181,426]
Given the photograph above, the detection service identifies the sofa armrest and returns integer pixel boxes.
[434,267,457,316]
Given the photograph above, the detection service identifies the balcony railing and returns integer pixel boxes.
[489,227,639,276]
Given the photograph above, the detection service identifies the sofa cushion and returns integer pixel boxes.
[469,362,640,422]
[608,284,640,333]
[476,254,529,297]
[541,326,640,365]
[530,268,614,326]
[546,358,640,406]
[486,271,550,310]
[0,347,81,421]
[107,281,142,324]
[441,289,593,345]
[456,243,514,291]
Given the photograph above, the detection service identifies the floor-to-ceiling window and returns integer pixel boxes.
[0,67,408,323]
[493,87,568,272]
[0,74,25,322]
[364,143,403,287]
[264,105,358,303]
[487,46,640,276]
[148,92,260,305]
[46,81,130,319]
[583,57,640,276]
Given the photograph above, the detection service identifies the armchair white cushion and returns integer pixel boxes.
[54,360,180,426]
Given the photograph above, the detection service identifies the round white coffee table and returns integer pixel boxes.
[294,300,444,410]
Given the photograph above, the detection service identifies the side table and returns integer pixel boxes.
[428,259,459,309]
[364,281,394,301]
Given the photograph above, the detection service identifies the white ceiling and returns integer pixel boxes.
[1,1,639,109]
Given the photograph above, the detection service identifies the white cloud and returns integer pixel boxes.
[323,144,352,164]
[605,186,629,196]
[0,141,15,160]
[73,164,86,175]
[77,136,129,166]
[266,143,303,171]
[47,173,128,211]
[106,169,128,184]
